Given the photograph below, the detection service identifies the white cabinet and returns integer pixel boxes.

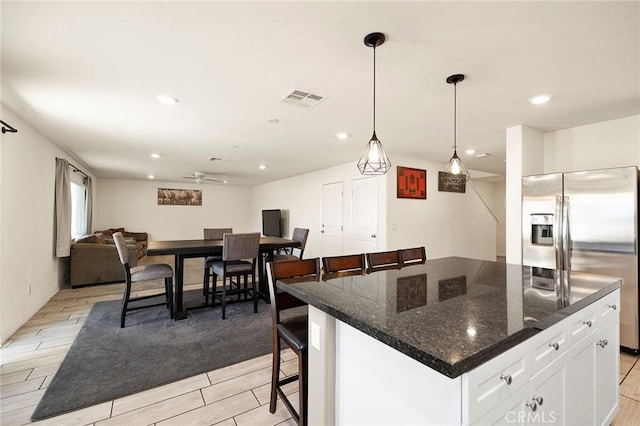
[463,289,620,426]
[595,320,619,425]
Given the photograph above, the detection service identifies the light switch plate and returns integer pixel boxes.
[311,322,321,350]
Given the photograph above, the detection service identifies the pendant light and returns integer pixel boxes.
[357,32,392,176]
[443,74,470,183]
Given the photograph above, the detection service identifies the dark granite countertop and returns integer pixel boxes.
[277,256,621,378]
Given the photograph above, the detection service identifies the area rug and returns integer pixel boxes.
[31,290,282,420]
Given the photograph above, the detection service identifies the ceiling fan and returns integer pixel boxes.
[181,171,228,184]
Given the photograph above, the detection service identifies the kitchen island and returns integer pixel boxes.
[277,257,621,425]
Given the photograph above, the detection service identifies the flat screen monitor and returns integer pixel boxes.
[262,209,281,237]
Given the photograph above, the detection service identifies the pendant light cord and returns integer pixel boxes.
[373,45,376,132]
[453,81,457,153]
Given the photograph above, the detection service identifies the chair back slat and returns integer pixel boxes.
[366,250,401,273]
[204,228,232,240]
[322,254,366,274]
[112,232,129,266]
[223,232,260,261]
[267,258,320,319]
[399,246,427,266]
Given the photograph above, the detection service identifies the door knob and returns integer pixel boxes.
[371,234,376,238]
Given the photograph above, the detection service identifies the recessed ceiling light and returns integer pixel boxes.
[156,95,179,105]
[148,174,155,179]
[150,153,161,159]
[223,180,228,184]
[336,132,349,140]
[259,164,267,170]
[475,153,490,158]
[465,149,476,155]
[529,94,552,105]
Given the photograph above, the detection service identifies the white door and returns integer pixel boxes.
[352,177,379,254]
[321,182,344,257]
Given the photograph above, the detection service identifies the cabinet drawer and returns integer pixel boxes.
[529,327,567,377]
[598,291,620,326]
[463,347,529,424]
[569,307,598,345]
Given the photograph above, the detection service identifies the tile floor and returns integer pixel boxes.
[1,257,640,425]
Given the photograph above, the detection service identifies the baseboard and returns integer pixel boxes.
[0,286,59,346]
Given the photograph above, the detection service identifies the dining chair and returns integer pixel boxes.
[273,227,309,262]
[267,258,321,426]
[203,227,233,303]
[210,232,261,319]
[113,232,174,328]
[366,250,401,273]
[322,253,366,278]
[399,246,427,267]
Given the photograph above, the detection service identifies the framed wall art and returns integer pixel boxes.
[157,188,202,206]
[397,166,427,199]
[438,171,466,193]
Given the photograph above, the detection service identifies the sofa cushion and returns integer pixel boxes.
[75,234,105,244]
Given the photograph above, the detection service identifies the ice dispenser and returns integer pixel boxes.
[530,214,553,246]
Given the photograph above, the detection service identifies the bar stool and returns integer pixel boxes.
[266,258,321,425]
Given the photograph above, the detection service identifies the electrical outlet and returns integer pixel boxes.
[28,284,32,295]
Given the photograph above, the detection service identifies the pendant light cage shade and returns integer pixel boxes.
[357,132,392,175]
[358,32,391,176]
[444,74,470,183]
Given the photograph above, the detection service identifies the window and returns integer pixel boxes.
[70,178,87,238]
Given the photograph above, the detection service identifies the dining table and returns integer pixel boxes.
[146,236,301,319]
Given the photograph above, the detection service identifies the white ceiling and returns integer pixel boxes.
[2,1,639,186]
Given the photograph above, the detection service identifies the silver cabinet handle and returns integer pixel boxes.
[609,304,617,310]
[500,374,512,385]
[583,320,592,327]
[526,401,538,412]
[533,396,544,406]
[371,234,376,238]
[597,339,608,348]
[549,342,559,351]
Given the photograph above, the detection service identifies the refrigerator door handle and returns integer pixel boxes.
[561,195,570,271]
[554,196,564,270]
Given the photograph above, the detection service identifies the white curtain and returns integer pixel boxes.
[85,175,93,233]
[55,158,71,257]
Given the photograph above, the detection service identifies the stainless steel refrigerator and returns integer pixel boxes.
[522,166,639,352]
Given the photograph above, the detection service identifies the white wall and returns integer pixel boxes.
[544,115,640,172]
[493,180,507,258]
[251,161,385,260]
[0,105,96,344]
[253,156,498,262]
[96,179,252,240]
[386,156,498,261]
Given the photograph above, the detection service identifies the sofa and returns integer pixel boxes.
[94,227,148,259]
[70,234,138,287]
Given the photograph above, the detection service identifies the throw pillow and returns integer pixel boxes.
[106,227,125,236]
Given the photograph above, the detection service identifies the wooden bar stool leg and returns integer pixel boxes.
[270,338,281,414]
[300,349,308,425]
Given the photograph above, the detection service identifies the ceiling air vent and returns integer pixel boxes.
[279,89,326,109]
